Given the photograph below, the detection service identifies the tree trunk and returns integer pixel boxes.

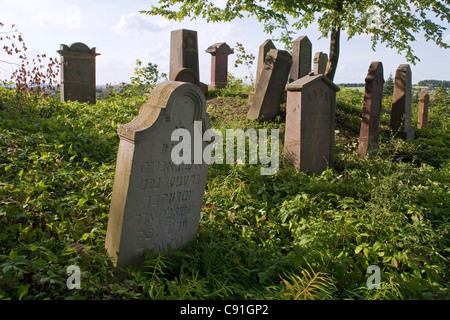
[325,0,343,82]
[325,25,340,82]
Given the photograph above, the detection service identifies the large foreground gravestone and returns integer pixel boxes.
[417,92,429,129]
[284,72,340,173]
[289,36,312,83]
[57,42,100,104]
[170,29,200,83]
[390,64,414,139]
[358,62,384,157]
[105,81,211,270]
[247,49,292,120]
[206,42,234,89]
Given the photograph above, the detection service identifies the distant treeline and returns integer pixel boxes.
[338,80,450,88]
[338,83,365,87]
[417,80,450,88]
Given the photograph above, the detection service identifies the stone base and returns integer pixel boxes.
[395,128,415,140]
[198,82,209,95]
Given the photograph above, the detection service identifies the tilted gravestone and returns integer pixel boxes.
[170,29,200,83]
[57,42,100,104]
[358,61,384,157]
[105,81,211,270]
[205,42,234,89]
[289,36,312,83]
[390,64,414,139]
[247,49,292,120]
[313,52,328,75]
[417,92,429,129]
[248,39,277,103]
[284,72,340,173]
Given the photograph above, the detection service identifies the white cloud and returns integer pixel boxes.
[112,13,172,36]
[444,34,450,42]
[30,4,82,30]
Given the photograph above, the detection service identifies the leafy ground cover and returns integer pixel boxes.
[0,84,448,300]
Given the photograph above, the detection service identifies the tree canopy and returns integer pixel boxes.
[142,0,450,81]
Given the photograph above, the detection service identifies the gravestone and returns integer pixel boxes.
[173,67,199,86]
[313,52,328,75]
[105,81,211,270]
[206,42,234,89]
[390,64,414,139]
[247,49,292,120]
[417,92,429,129]
[358,62,384,156]
[170,29,200,83]
[249,40,277,103]
[57,42,100,104]
[284,72,340,173]
[289,36,312,83]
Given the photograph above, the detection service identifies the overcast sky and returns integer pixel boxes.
[1,0,449,86]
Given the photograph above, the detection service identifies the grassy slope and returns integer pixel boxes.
[0,87,448,300]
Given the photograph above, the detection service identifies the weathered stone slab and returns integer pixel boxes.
[249,39,276,103]
[313,52,328,75]
[57,42,100,104]
[247,49,292,120]
[289,36,312,83]
[390,64,414,139]
[284,72,340,173]
[417,92,429,129]
[105,81,211,270]
[206,42,234,89]
[358,62,384,156]
[173,67,199,86]
[255,40,276,89]
[170,29,200,83]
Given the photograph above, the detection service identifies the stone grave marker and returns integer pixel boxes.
[206,42,234,89]
[173,67,199,86]
[170,29,200,83]
[390,64,414,139]
[105,81,211,270]
[289,36,312,83]
[284,72,340,173]
[249,39,277,103]
[358,61,384,156]
[313,52,328,75]
[417,92,429,129]
[247,49,292,120]
[57,42,100,104]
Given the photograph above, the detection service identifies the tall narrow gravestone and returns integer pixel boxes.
[417,92,429,129]
[57,42,100,104]
[390,64,414,139]
[105,81,211,270]
[284,72,340,173]
[247,49,292,120]
[313,52,328,75]
[289,36,312,83]
[358,62,384,157]
[170,29,200,83]
[249,40,277,103]
[205,42,234,89]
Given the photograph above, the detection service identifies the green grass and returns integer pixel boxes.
[0,86,448,300]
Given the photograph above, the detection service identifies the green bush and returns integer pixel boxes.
[0,85,448,300]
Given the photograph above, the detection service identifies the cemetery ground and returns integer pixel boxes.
[0,80,448,300]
